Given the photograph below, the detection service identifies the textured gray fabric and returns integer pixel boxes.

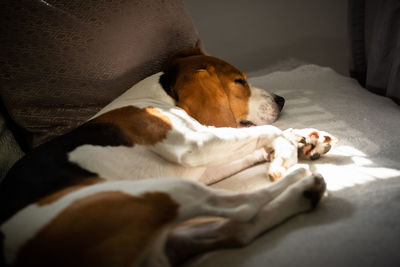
[0,0,199,148]
[0,113,24,181]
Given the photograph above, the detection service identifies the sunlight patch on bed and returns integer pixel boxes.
[311,145,400,191]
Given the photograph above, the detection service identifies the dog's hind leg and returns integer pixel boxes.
[178,166,310,222]
[165,170,326,265]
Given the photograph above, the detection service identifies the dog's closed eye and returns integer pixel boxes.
[234,78,247,86]
[240,120,256,127]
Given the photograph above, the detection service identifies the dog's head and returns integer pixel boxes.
[160,47,284,128]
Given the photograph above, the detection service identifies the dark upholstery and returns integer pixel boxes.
[0,0,199,149]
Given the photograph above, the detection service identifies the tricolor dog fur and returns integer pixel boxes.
[0,47,337,267]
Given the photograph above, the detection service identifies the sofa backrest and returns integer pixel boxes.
[0,0,199,150]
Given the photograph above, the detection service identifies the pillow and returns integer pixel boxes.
[0,0,199,149]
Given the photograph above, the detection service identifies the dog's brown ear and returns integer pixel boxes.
[163,46,205,69]
[175,66,237,128]
[160,46,205,101]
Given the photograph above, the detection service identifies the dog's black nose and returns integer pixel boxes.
[273,94,285,111]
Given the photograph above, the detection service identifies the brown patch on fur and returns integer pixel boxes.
[91,106,172,145]
[176,67,238,127]
[15,191,179,267]
[324,135,332,143]
[309,131,319,139]
[37,177,105,206]
[161,47,251,128]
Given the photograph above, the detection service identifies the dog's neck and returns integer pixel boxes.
[92,72,175,119]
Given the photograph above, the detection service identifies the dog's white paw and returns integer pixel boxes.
[289,173,327,210]
[266,136,298,181]
[268,161,287,181]
[302,173,327,209]
[284,128,338,160]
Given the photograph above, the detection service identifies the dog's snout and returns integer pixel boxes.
[273,94,285,111]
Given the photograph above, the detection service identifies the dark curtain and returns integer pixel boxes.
[348,0,400,104]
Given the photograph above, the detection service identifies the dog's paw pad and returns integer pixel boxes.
[286,128,337,161]
[266,136,299,181]
[309,131,319,140]
[302,174,326,209]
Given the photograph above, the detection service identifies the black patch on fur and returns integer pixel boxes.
[0,122,132,223]
[160,64,180,102]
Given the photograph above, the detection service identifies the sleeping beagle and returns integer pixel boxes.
[0,47,336,266]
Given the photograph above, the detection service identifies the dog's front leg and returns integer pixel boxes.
[151,112,284,168]
[150,109,299,182]
[197,127,338,184]
[199,148,268,185]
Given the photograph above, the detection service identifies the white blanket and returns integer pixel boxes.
[187,65,400,267]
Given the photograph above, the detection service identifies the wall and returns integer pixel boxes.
[184,0,349,75]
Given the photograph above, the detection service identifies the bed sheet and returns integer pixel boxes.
[186,64,400,267]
